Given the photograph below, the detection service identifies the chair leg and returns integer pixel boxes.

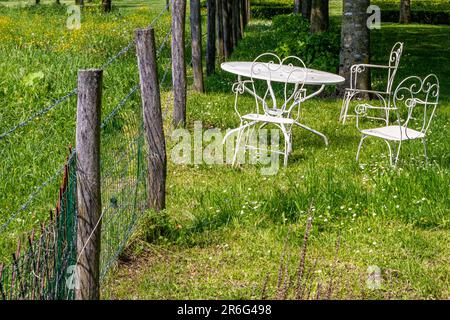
[356,135,367,162]
[392,141,402,167]
[340,92,351,124]
[422,138,428,164]
[280,124,291,167]
[232,124,245,166]
[383,140,394,167]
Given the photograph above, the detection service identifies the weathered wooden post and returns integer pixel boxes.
[206,0,216,75]
[190,0,205,92]
[135,28,167,212]
[75,69,102,300]
[172,0,187,127]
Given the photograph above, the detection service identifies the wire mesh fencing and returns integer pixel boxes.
[0,2,173,300]
[0,150,77,300]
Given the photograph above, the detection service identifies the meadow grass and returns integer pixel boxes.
[0,0,172,261]
[0,1,448,299]
[104,18,449,299]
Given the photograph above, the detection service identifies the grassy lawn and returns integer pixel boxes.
[0,0,448,299]
[103,16,450,299]
[0,0,172,261]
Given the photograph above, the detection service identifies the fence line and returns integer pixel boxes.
[0,89,77,141]
[0,0,237,299]
[0,1,171,143]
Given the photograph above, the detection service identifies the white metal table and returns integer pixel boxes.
[221,61,345,146]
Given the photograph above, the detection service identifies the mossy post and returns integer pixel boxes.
[75,69,102,300]
[135,28,167,212]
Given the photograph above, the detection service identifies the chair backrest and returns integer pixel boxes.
[386,42,404,94]
[249,53,308,117]
[393,74,440,136]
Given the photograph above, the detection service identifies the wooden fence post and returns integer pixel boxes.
[190,0,205,92]
[75,69,102,300]
[206,0,216,76]
[135,28,167,212]
[172,0,187,127]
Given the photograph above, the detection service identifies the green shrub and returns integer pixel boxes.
[251,4,293,19]
[272,14,340,73]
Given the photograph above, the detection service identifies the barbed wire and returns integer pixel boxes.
[157,27,172,57]
[101,86,139,130]
[99,1,171,70]
[0,2,172,142]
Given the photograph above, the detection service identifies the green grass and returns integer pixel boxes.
[0,1,449,299]
[0,0,172,261]
[104,17,449,299]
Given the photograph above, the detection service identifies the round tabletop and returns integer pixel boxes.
[221,61,345,86]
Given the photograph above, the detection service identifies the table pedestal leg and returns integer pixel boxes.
[293,121,329,146]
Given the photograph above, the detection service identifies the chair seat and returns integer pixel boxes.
[242,113,294,125]
[361,126,425,141]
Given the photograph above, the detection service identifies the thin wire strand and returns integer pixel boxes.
[0,89,77,141]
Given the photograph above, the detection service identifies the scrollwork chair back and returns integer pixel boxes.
[249,53,308,121]
[393,74,439,138]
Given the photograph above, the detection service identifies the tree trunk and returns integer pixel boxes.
[190,0,204,92]
[222,0,233,58]
[242,0,248,27]
[172,0,187,127]
[239,0,244,38]
[216,0,225,60]
[102,0,111,13]
[294,0,301,14]
[206,0,216,76]
[310,0,329,33]
[302,0,312,20]
[339,0,371,95]
[233,0,241,43]
[399,0,411,24]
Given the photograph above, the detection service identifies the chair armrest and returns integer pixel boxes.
[352,63,393,70]
[346,88,389,95]
[355,103,397,131]
[232,80,253,95]
[349,63,394,90]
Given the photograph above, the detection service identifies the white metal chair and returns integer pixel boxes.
[340,42,404,124]
[225,53,309,167]
[355,74,440,167]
